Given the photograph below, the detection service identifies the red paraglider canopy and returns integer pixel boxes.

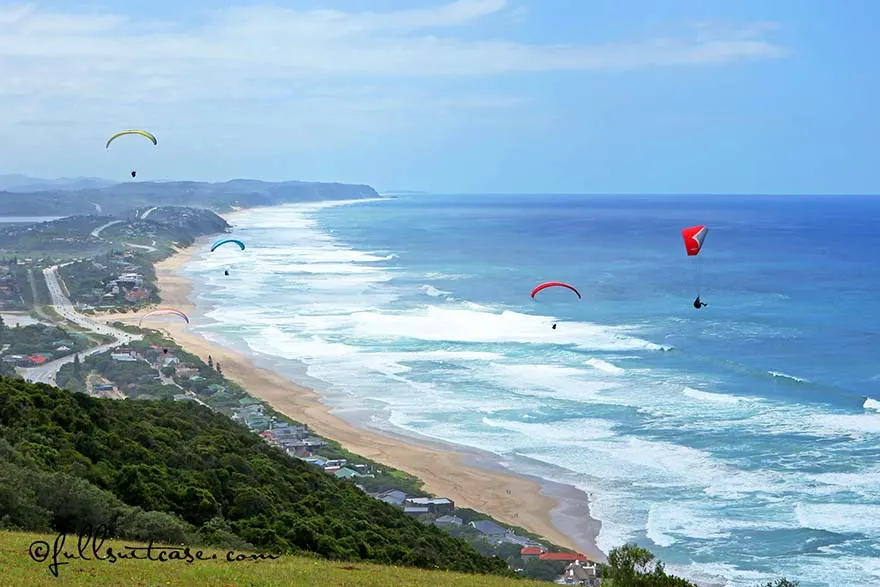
[681,225,708,256]
[530,282,582,299]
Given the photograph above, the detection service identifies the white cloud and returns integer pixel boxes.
[0,0,790,179]
[0,0,787,108]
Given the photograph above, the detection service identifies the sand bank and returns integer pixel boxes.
[99,235,604,561]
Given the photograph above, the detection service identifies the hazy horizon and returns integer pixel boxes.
[1,173,878,197]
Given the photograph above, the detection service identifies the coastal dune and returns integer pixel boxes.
[99,243,603,560]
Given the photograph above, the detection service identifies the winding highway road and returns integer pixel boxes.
[91,219,123,239]
[17,265,141,385]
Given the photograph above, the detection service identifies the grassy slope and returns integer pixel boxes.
[0,531,543,587]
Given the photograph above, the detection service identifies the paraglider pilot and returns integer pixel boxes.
[693,296,707,309]
[551,323,557,330]
[224,269,229,276]
[131,170,137,178]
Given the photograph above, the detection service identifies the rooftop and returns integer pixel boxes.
[538,552,587,562]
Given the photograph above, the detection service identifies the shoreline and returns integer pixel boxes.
[99,222,605,561]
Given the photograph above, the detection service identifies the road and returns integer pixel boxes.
[91,219,123,238]
[140,206,158,220]
[124,242,158,252]
[19,339,132,386]
[17,265,141,385]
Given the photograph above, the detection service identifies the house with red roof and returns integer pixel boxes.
[539,552,587,562]
[27,354,47,366]
[520,546,545,559]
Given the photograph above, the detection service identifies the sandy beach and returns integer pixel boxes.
[98,233,604,561]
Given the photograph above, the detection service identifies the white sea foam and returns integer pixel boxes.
[794,502,880,536]
[768,370,810,383]
[807,412,880,437]
[681,387,752,404]
[585,358,626,375]
[420,284,450,297]
[181,199,880,587]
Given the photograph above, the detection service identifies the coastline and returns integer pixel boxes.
[99,226,605,561]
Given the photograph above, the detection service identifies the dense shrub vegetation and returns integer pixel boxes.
[0,376,512,577]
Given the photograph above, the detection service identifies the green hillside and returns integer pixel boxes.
[0,376,512,578]
[0,530,544,586]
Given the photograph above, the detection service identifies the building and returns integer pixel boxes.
[403,506,431,517]
[501,534,541,547]
[271,421,308,439]
[332,467,364,480]
[520,546,545,559]
[301,436,327,449]
[111,348,138,362]
[538,552,587,563]
[116,273,144,288]
[404,497,455,515]
[469,520,509,540]
[246,413,270,431]
[561,560,598,585]
[374,489,407,506]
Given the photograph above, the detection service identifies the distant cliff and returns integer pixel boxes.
[0,179,380,217]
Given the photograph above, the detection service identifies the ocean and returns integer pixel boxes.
[181,194,880,587]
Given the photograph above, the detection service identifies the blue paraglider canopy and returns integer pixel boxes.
[210,238,246,252]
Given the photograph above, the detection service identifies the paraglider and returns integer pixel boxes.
[682,225,709,308]
[211,239,245,276]
[106,130,157,179]
[138,307,189,327]
[210,238,246,252]
[106,130,157,149]
[530,281,582,299]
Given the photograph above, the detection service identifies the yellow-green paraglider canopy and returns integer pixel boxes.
[106,130,157,149]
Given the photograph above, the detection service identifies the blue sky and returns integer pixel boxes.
[0,0,877,194]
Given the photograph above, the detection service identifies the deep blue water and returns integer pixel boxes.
[185,194,880,587]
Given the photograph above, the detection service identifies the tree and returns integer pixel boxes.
[72,354,82,378]
[599,544,698,587]
[207,355,213,369]
[752,580,799,587]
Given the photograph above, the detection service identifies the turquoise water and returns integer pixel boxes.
[182,195,880,587]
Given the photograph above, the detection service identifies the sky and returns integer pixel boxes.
[0,0,877,194]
